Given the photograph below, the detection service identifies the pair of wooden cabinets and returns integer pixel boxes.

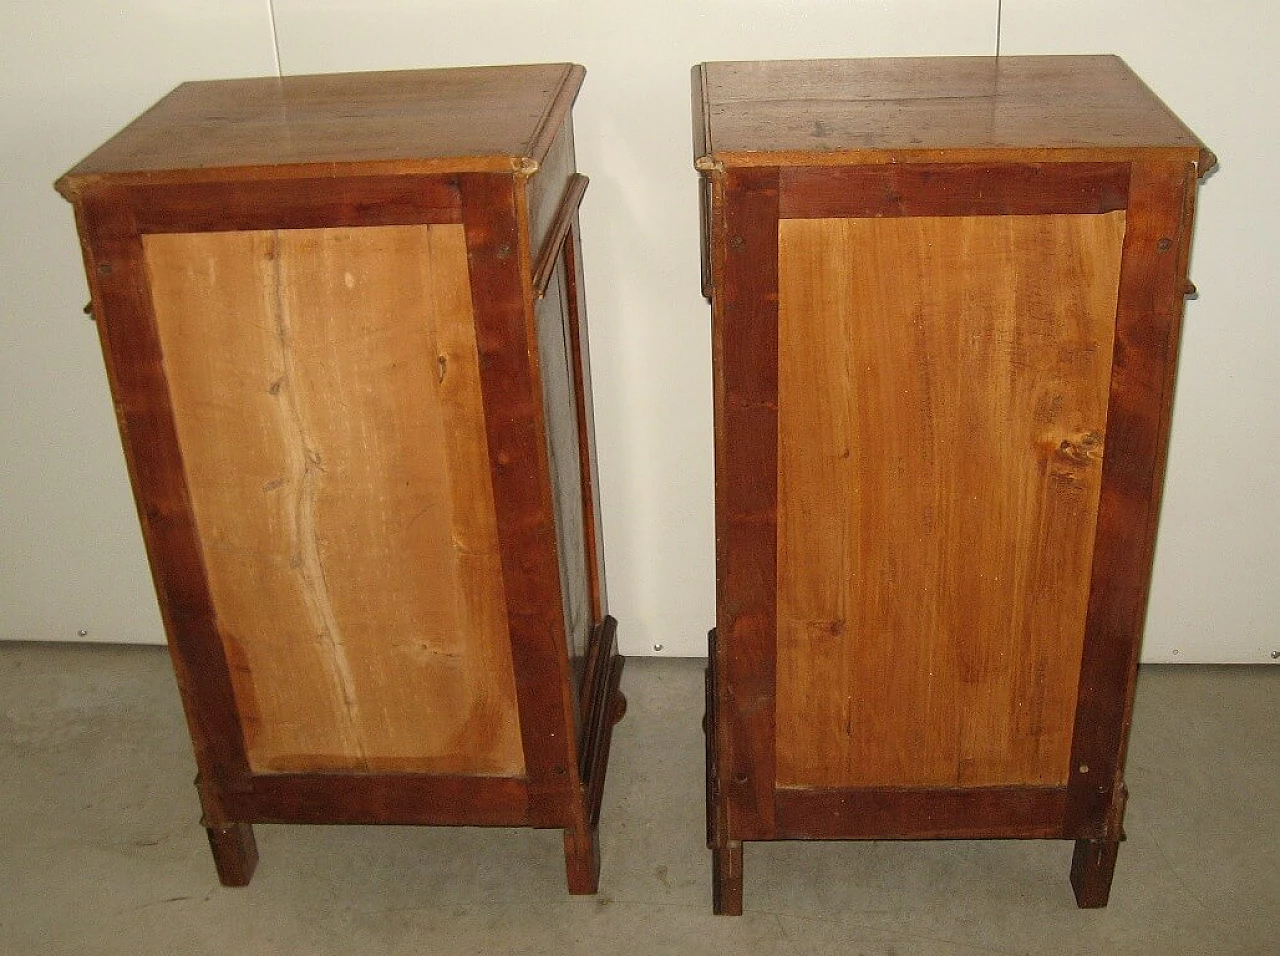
[58,57,1209,913]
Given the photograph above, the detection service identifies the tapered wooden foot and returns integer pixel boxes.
[564,824,602,895]
[1070,838,1120,908]
[712,842,743,915]
[205,822,258,887]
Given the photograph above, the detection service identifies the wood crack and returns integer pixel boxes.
[269,230,367,769]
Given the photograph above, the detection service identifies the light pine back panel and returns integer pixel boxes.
[775,212,1126,789]
[143,224,525,776]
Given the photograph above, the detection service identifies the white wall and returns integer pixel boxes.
[2,1,1275,662]
[1000,0,1280,662]
[0,1,278,644]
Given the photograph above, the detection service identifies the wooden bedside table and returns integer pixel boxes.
[692,55,1213,914]
[56,62,625,895]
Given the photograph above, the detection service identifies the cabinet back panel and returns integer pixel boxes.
[143,224,525,776]
[775,212,1125,789]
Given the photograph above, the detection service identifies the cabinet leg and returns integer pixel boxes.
[712,841,744,915]
[1070,838,1120,908]
[205,822,258,887]
[563,823,601,895]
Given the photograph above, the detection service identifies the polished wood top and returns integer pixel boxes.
[694,56,1211,169]
[58,63,583,197]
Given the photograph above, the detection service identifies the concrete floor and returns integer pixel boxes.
[0,644,1275,955]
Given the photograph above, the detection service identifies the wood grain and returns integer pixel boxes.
[713,167,782,840]
[695,53,1211,915]
[1071,837,1122,908]
[230,773,531,826]
[531,174,589,299]
[461,172,584,829]
[779,163,1130,220]
[536,251,592,697]
[526,116,579,280]
[1065,162,1198,835]
[692,65,715,299]
[61,64,617,895]
[696,56,1205,169]
[577,618,625,829]
[126,175,463,235]
[775,211,1126,789]
[774,786,1068,840]
[205,822,258,887]
[78,191,254,795]
[56,64,585,194]
[562,216,608,624]
[144,223,524,776]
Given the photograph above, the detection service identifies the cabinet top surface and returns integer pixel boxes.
[57,63,583,197]
[694,55,1208,169]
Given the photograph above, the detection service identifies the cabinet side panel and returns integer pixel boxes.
[144,224,525,776]
[775,212,1125,789]
[535,258,591,698]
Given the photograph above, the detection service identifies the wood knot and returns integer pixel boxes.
[1054,431,1104,465]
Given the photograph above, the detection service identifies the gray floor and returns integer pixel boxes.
[1,644,1276,956]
